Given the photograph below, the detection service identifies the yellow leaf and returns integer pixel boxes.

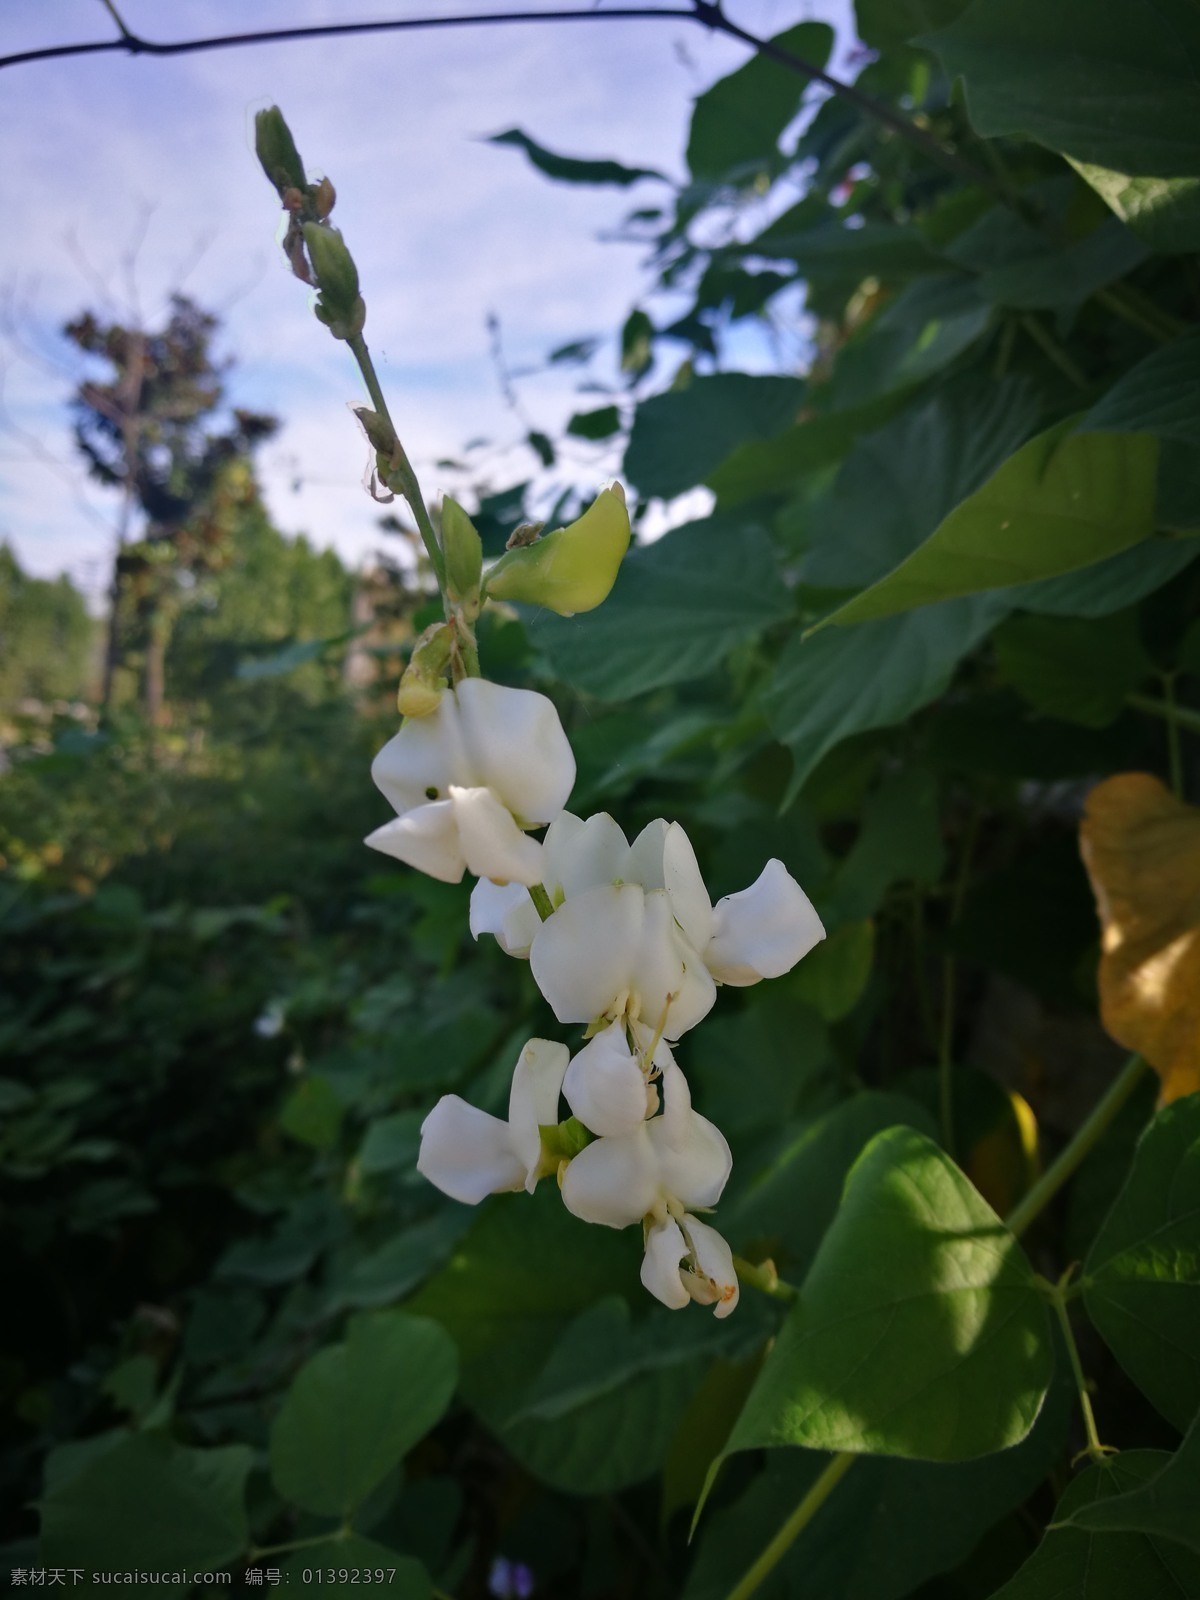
[1079,773,1200,1102]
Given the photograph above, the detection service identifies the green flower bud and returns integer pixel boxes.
[396,621,454,717]
[441,496,483,614]
[302,223,366,340]
[255,107,307,198]
[483,485,630,617]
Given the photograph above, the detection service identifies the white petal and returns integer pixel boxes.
[454,678,575,825]
[663,823,715,952]
[449,785,544,885]
[564,1027,650,1137]
[640,1218,690,1310]
[507,1038,570,1189]
[530,883,644,1024]
[683,1216,740,1318]
[543,811,630,898]
[706,860,826,986]
[370,697,471,816]
[417,1095,523,1204]
[469,879,538,958]
[364,804,465,884]
[633,894,716,1040]
[626,818,669,888]
[651,1063,732,1210]
[559,1127,659,1228]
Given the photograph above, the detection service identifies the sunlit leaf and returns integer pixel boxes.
[1079,774,1200,1101]
[722,1127,1052,1463]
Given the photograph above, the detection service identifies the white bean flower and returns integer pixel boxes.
[642,1213,740,1318]
[366,678,575,886]
[470,810,826,1029]
[416,1037,568,1205]
[559,1059,731,1229]
[561,1022,672,1138]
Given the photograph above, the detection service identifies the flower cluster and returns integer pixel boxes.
[367,497,825,1319]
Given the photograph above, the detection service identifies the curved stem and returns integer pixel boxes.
[1004,1054,1148,1239]
[1038,1269,1113,1464]
[1127,691,1200,738]
[347,332,448,597]
[722,1453,856,1600]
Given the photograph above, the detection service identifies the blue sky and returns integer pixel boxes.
[0,0,852,600]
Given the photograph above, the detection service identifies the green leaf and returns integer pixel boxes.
[829,275,993,409]
[505,1296,740,1425]
[1083,1093,1200,1432]
[526,513,792,700]
[566,405,622,441]
[687,23,833,179]
[279,1073,344,1150]
[987,1451,1200,1599]
[488,128,665,187]
[705,392,905,506]
[269,1312,458,1518]
[854,0,969,48]
[1004,537,1198,618]
[1058,1409,1200,1552]
[994,609,1153,727]
[729,1092,938,1279]
[329,1210,471,1313]
[765,599,998,801]
[924,0,1200,177]
[408,1187,638,1416]
[625,374,804,500]
[801,374,1043,590]
[976,218,1148,310]
[815,424,1158,630]
[505,1354,704,1495]
[723,1127,1053,1461]
[745,217,940,282]
[686,1370,1071,1600]
[1072,162,1200,253]
[822,766,946,922]
[789,919,875,1022]
[40,1434,252,1569]
[281,1535,431,1598]
[1082,330,1200,444]
[356,1110,423,1176]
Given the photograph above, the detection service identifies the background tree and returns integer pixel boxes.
[0,543,93,708]
[65,294,277,723]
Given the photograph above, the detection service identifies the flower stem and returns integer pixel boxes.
[1037,1268,1114,1464]
[1127,691,1200,738]
[1004,1054,1148,1239]
[346,331,448,596]
[732,1255,797,1303]
[722,1453,856,1600]
[528,883,554,921]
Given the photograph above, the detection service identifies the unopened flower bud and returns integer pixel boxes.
[396,621,453,717]
[302,223,366,339]
[255,106,307,198]
[441,497,483,614]
[484,485,630,617]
